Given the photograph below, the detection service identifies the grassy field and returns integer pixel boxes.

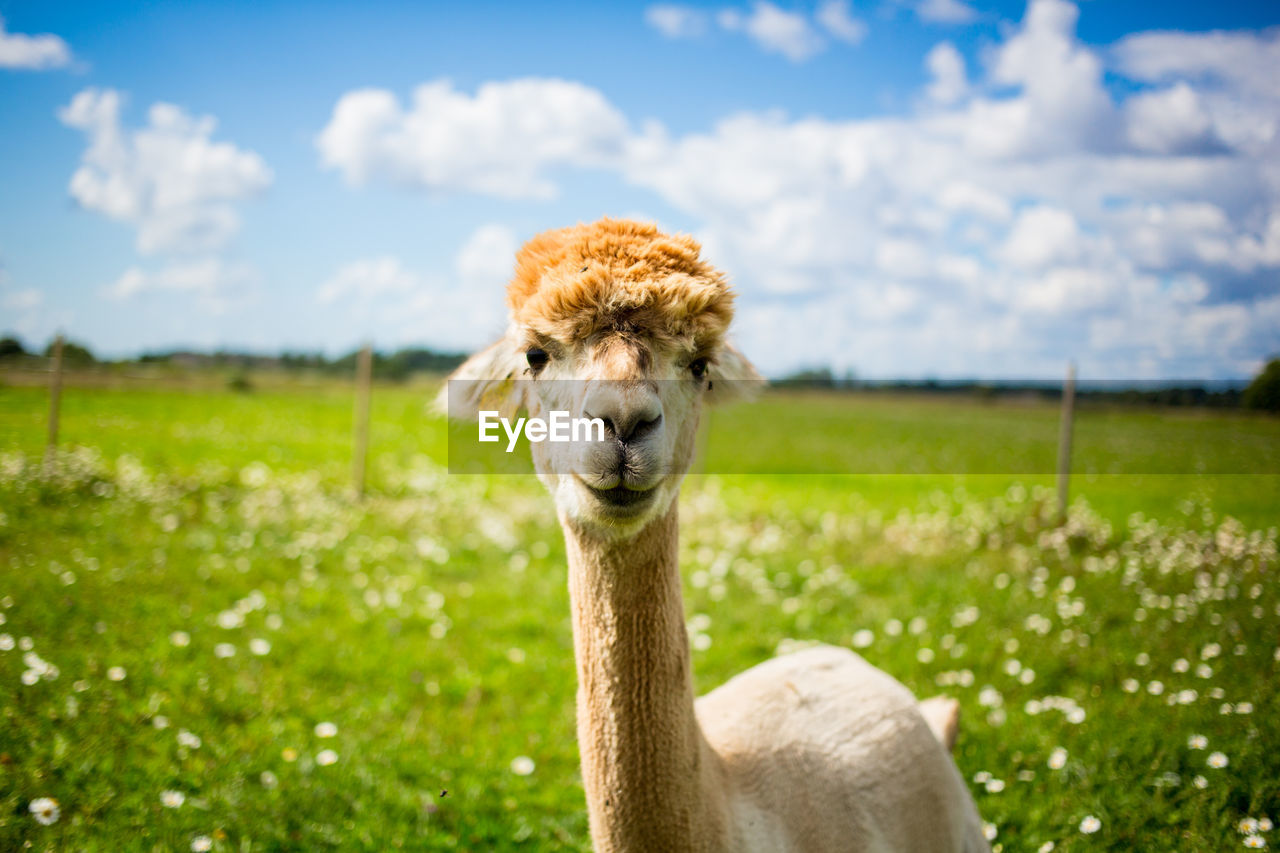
[1,376,1277,851]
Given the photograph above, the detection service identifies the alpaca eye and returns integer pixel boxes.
[526,348,549,373]
[689,358,709,380]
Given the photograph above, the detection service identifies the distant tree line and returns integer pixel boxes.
[0,335,466,382]
[774,359,1280,412]
[3,333,1278,411]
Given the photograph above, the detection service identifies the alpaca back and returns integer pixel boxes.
[696,645,990,853]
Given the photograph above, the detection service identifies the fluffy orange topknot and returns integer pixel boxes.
[506,218,735,348]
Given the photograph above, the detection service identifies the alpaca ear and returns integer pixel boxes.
[435,336,529,419]
[707,342,765,405]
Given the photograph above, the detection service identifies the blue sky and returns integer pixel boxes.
[1,0,1278,378]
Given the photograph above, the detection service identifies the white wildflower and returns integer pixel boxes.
[29,797,60,825]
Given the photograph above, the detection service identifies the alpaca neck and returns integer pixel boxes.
[563,503,728,853]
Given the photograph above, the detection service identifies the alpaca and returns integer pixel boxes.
[445,218,990,852]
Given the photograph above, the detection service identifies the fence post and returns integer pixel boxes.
[1056,360,1076,524]
[44,334,65,474]
[352,344,373,498]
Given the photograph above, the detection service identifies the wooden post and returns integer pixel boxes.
[352,344,373,498]
[1056,360,1076,524]
[45,334,65,473]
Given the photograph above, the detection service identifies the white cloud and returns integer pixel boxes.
[816,0,866,45]
[0,14,71,70]
[455,223,519,285]
[319,0,1280,377]
[999,206,1085,270]
[645,5,708,38]
[104,259,257,312]
[60,89,272,255]
[1124,83,1219,154]
[925,41,968,104]
[719,2,826,62]
[1114,28,1280,102]
[915,0,978,25]
[2,288,43,311]
[317,256,420,305]
[980,0,1115,156]
[317,224,517,351]
[316,79,629,199]
[937,181,1010,221]
[1114,29,1280,157]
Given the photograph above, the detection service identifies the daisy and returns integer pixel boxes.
[1038,843,1056,853]
[1048,747,1068,770]
[177,729,202,749]
[1188,734,1208,749]
[1193,775,1208,789]
[851,629,873,649]
[29,797,60,825]
[1240,819,1260,834]
[510,756,536,776]
[982,822,998,841]
[314,722,337,738]
[1244,836,1267,849]
[191,836,213,852]
[985,779,1005,793]
[1080,815,1102,834]
[170,631,191,647]
[316,749,338,766]
[1208,751,1229,769]
[249,638,270,656]
[214,643,235,659]
[160,790,185,808]
[107,666,126,681]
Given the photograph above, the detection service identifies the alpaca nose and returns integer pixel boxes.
[583,382,663,445]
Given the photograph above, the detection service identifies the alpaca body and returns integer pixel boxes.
[446,218,990,853]
[698,645,989,853]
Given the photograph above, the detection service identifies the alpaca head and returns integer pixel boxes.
[446,218,762,537]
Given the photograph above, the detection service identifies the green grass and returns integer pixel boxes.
[0,378,1277,850]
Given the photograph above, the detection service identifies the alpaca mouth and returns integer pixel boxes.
[582,481,657,512]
